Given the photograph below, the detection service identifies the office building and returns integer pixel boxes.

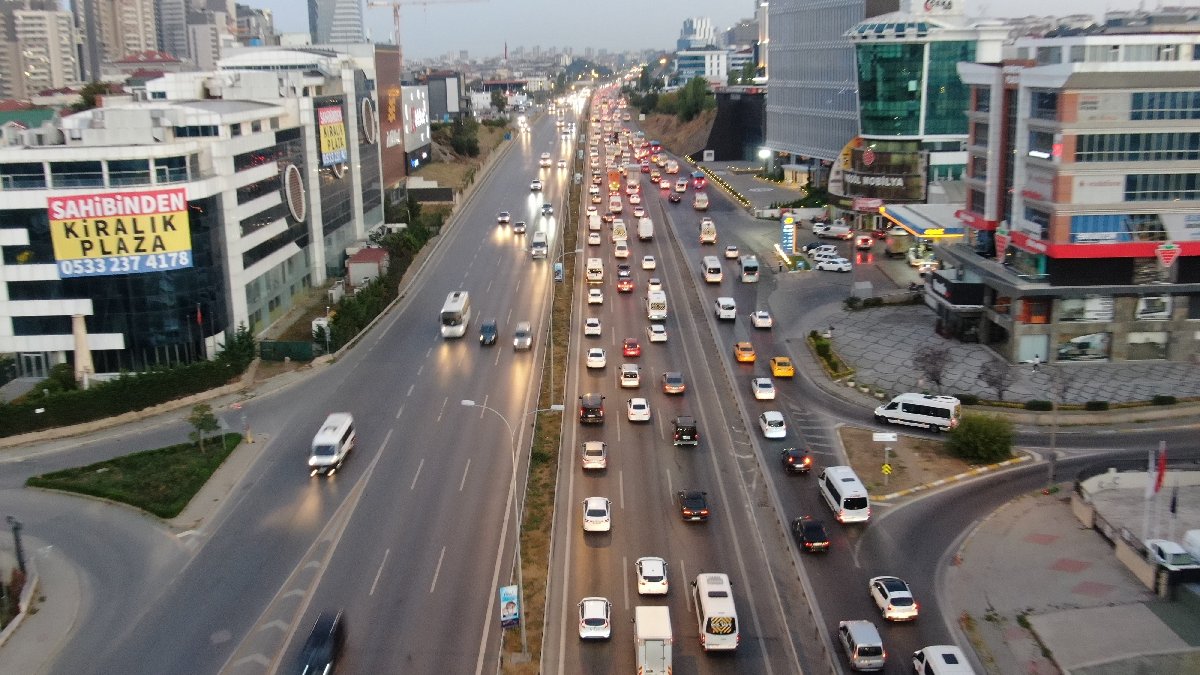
[74,0,159,82]
[308,0,364,45]
[13,5,80,96]
[675,48,728,85]
[678,16,716,51]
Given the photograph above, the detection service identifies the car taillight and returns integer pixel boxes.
[803,457,812,466]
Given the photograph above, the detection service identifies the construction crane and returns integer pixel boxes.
[367,0,485,78]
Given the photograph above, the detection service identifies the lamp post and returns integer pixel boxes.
[550,248,583,399]
[758,147,771,177]
[6,516,24,575]
[459,400,563,660]
[323,306,331,355]
[1030,356,1059,491]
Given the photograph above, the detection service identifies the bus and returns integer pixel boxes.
[692,573,739,652]
[440,291,471,338]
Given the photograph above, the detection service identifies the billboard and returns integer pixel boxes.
[318,105,348,166]
[375,46,407,188]
[403,85,431,153]
[49,187,192,278]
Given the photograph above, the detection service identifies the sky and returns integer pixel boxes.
[246,0,1200,61]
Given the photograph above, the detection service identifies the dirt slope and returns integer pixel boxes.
[637,109,716,158]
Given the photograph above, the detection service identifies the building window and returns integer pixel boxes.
[1035,46,1062,65]
[968,188,986,215]
[971,121,989,147]
[969,155,988,181]
[1131,91,1200,121]
[1018,297,1052,323]
[49,161,103,188]
[1076,131,1200,162]
[173,125,218,137]
[236,174,282,205]
[974,86,990,113]
[1027,130,1055,159]
[1125,173,1200,201]
[251,120,262,132]
[154,156,188,183]
[108,159,150,186]
[855,42,925,136]
[925,41,975,135]
[1024,206,1051,238]
[1030,90,1058,120]
[231,124,242,137]
[0,162,45,189]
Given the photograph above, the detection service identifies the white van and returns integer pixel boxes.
[739,256,759,283]
[713,297,736,320]
[818,466,870,523]
[693,192,709,211]
[609,195,623,214]
[692,573,739,652]
[309,413,355,477]
[588,214,602,231]
[874,393,961,432]
[586,257,604,284]
[912,646,976,674]
[837,620,885,671]
[530,231,547,259]
[701,256,723,283]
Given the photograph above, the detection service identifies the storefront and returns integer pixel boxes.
[925,268,985,342]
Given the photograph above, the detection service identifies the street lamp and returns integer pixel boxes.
[758,147,771,177]
[459,400,564,660]
[6,516,24,575]
[1029,355,1059,491]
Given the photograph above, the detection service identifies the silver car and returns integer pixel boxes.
[513,321,533,350]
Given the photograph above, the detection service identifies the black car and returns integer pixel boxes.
[780,447,813,474]
[668,191,682,203]
[541,203,554,216]
[672,416,699,446]
[791,516,830,553]
[297,610,344,674]
[616,264,632,279]
[677,490,709,521]
[479,319,498,346]
[579,392,605,424]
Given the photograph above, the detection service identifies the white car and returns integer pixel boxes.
[587,232,602,246]
[646,324,668,343]
[811,249,842,263]
[751,310,773,329]
[588,288,604,305]
[582,496,611,532]
[646,278,663,293]
[807,244,839,258]
[578,597,611,639]
[530,178,543,191]
[614,241,630,258]
[586,204,599,214]
[626,397,651,422]
[557,159,567,169]
[584,317,602,336]
[633,205,646,218]
[635,556,669,595]
[586,348,606,368]
[641,255,657,270]
[724,245,739,259]
[751,377,776,401]
[496,211,511,225]
[619,363,640,388]
[539,152,552,167]
[869,576,919,621]
[628,191,642,205]
[581,441,607,470]
[1146,540,1200,571]
[816,257,853,272]
[759,411,787,439]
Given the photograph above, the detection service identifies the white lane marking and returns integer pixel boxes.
[395,403,404,419]
[487,280,493,293]
[479,394,489,418]
[665,469,673,498]
[410,458,424,490]
[619,470,625,510]
[460,459,471,491]
[406,384,415,397]
[506,307,513,325]
[430,546,446,593]
[417,364,424,377]
[369,548,390,596]
[622,556,630,611]
[681,558,691,613]
[494,349,501,367]
[436,397,449,423]
[425,347,432,358]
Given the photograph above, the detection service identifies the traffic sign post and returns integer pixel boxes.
[872,432,897,487]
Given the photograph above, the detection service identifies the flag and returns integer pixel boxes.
[1155,444,1168,493]
[195,303,203,326]
[1170,485,1179,515]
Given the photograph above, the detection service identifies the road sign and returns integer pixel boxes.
[1156,243,1181,268]
[872,432,898,442]
[882,463,893,475]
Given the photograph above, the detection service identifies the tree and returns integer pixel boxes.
[946,415,1013,463]
[913,344,952,393]
[68,81,115,113]
[188,403,220,453]
[490,89,507,113]
[978,356,1018,401]
[638,66,651,92]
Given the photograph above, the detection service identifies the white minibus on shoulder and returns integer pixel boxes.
[874,393,961,432]
[818,466,870,524]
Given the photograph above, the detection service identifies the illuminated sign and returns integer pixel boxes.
[317,105,348,166]
[49,187,192,278]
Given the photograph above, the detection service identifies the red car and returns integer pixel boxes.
[622,338,641,357]
[640,162,651,173]
[616,278,634,293]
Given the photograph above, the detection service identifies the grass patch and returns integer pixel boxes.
[26,433,242,519]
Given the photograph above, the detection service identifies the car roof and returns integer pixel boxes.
[581,392,603,404]
[763,411,784,420]
[584,496,608,507]
[638,557,666,572]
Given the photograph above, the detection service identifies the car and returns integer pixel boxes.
[646,277,663,292]
[590,192,602,204]
[649,170,661,183]
[578,597,611,639]
[587,232,601,246]
[581,440,607,470]
[816,257,853,273]
[584,317,602,336]
[513,321,533,350]
[668,191,682,203]
[1146,539,1200,570]
[815,223,854,240]
[759,411,787,439]
[724,245,739,259]
[912,646,974,674]
[751,310,773,329]
[641,255,656,270]
[751,377,776,400]
[628,192,642,205]
[619,363,640,388]
[635,557,669,595]
[616,263,632,278]
[804,242,838,256]
[780,447,813,474]
[541,203,554,217]
[674,179,688,193]
[614,241,630,258]
[557,159,567,169]
[530,178,543,191]
[622,337,641,357]
[770,356,795,378]
[646,324,667,343]
[591,173,602,185]
[616,278,634,293]
[661,371,686,394]
[869,576,919,621]
[586,347,606,368]
[677,490,710,521]
[297,610,345,675]
[582,497,611,532]
[578,392,605,424]
[496,211,511,225]
[479,319,498,345]
[539,152,552,167]
[587,288,604,305]
[672,415,699,445]
[626,397,651,422]
[855,235,874,250]
[811,249,842,263]
[633,205,645,218]
[640,162,651,173]
[791,516,830,553]
[512,220,528,235]
[733,341,757,363]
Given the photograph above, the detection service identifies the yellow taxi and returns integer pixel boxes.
[769,356,795,378]
[733,342,756,363]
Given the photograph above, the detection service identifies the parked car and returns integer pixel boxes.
[815,257,853,273]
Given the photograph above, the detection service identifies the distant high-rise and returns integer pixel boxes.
[308,0,364,44]
[14,4,79,94]
[678,16,716,50]
[157,0,188,58]
[73,0,158,81]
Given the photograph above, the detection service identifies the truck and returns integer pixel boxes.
[693,192,709,211]
[883,227,910,258]
[699,218,717,245]
[646,290,668,321]
[608,169,622,193]
[588,213,602,232]
[637,217,654,240]
[634,606,673,675]
[612,220,628,243]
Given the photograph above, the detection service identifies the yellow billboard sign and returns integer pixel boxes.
[49,187,192,277]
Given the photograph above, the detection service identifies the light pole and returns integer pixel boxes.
[459,400,563,660]
[758,147,771,177]
[323,306,331,355]
[6,516,24,575]
[1030,355,1059,491]
[550,248,584,399]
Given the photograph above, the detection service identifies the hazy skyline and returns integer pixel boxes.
[247,0,1200,60]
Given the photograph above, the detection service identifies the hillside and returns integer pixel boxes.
[637,109,717,159]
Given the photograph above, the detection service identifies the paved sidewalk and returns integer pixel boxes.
[696,160,806,211]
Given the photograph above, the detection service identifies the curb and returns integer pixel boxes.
[872,454,1034,502]
[0,571,38,649]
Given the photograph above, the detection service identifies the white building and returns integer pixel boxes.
[14,7,80,96]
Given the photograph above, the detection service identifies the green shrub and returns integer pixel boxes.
[1152,394,1177,406]
[814,342,831,359]
[1084,400,1109,411]
[862,297,883,308]
[809,330,820,340]
[946,415,1013,463]
[957,393,979,405]
[1025,400,1053,411]
[843,296,862,311]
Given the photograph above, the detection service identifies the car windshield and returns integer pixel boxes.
[583,617,606,627]
[889,596,915,606]
[858,645,884,657]
[312,444,337,457]
[845,496,870,510]
[586,508,607,517]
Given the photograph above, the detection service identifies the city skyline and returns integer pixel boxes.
[245,0,1200,60]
